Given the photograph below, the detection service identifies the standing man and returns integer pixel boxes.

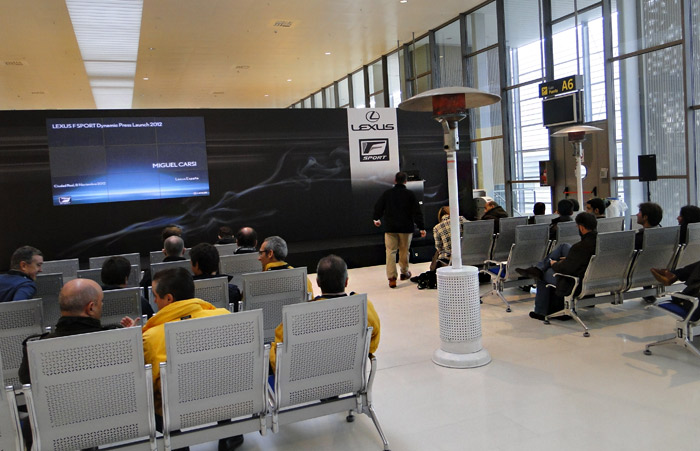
[373,171,426,288]
[0,246,43,302]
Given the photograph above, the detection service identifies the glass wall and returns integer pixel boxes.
[351,70,366,108]
[386,50,404,107]
[368,59,385,108]
[408,36,432,94]
[435,20,463,87]
[337,77,349,108]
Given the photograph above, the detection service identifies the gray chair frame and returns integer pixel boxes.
[483,223,550,312]
[547,230,637,336]
[674,222,700,269]
[101,287,144,327]
[78,264,141,287]
[0,352,23,450]
[241,268,308,343]
[40,258,79,281]
[150,259,193,277]
[0,299,43,389]
[160,311,269,450]
[194,276,231,310]
[150,248,191,265]
[490,216,528,262]
[89,252,140,269]
[623,226,680,300]
[534,213,558,224]
[596,216,625,233]
[220,253,262,288]
[460,220,495,266]
[552,220,581,250]
[271,294,389,450]
[35,273,63,332]
[23,327,157,450]
[644,293,700,359]
[215,243,239,256]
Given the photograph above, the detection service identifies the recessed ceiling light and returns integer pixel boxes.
[400,0,407,3]
[143,77,149,80]
[264,94,269,97]
[325,52,331,55]
[287,79,292,82]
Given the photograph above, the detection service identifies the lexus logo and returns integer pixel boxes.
[365,111,380,122]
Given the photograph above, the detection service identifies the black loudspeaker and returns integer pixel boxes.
[638,155,657,181]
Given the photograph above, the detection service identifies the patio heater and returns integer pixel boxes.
[550,125,602,209]
[399,87,500,368]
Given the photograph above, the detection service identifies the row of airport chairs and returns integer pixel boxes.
[10,295,389,450]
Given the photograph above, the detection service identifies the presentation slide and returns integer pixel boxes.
[47,117,210,206]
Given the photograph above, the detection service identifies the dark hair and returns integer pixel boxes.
[10,246,43,270]
[101,256,131,286]
[638,202,663,227]
[189,243,220,275]
[316,254,348,294]
[152,267,194,302]
[395,171,408,184]
[557,199,574,216]
[161,225,182,242]
[569,199,580,212]
[164,235,185,257]
[533,202,546,215]
[586,198,606,215]
[236,227,258,248]
[679,205,700,225]
[218,226,233,238]
[575,212,598,231]
[437,206,450,221]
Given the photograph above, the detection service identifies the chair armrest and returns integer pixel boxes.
[552,272,581,299]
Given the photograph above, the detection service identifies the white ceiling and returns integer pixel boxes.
[0,0,485,110]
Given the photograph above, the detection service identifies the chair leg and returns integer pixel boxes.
[545,306,590,337]
[645,324,700,359]
[362,404,390,451]
[494,281,512,312]
[644,335,678,355]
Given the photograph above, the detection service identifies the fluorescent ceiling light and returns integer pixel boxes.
[66,0,143,109]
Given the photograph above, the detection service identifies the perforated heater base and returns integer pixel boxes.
[432,266,491,369]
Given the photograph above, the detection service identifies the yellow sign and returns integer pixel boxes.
[538,75,582,98]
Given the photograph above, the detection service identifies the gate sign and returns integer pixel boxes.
[539,75,583,98]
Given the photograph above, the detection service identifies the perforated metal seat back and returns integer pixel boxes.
[276,294,368,409]
[163,311,266,431]
[26,327,153,451]
[0,299,42,388]
[580,231,636,295]
[194,277,230,308]
[151,259,193,277]
[555,221,581,247]
[534,213,557,224]
[151,249,191,265]
[220,253,261,288]
[89,253,140,269]
[242,268,307,342]
[461,220,494,266]
[504,224,549,280]
[76,268,102,284]
[676,223,700,268]
[597,217,625,233]
[628,226,679,289]
[0,353,21,449]
[491,216,528,261]
[36,273,63,330]
[41,259,79,281]
[215,243,239,256]
[101,288,141,327]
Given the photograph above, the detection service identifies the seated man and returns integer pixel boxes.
[234,227,258,254]
[189,242,242,311]
[585,198,608,218]
[163,235,186,261]
[101,256,154,318]
[481,200,508,232]
[124,267,242,451]
[549,199,574,240]
[258,235,313,297]
[527,202,546,224]
[651,261,700,321]
[517,212,598,320]
[634,202,663,249]
[0,246,43,302]
[431,206,467,271]
[161,224,182,242]
[677,205,700,244]
[216,225,236,244]
[269,254,380,371]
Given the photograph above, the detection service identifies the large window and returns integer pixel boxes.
[351,70,366,108]
[386,51,404,107]
[368,59,385,108]
[408,36,432,94]
[338,77,350,108]
[435,21,463,87]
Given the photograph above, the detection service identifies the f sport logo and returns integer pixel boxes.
[360,139,389,161]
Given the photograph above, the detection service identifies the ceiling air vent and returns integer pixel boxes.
[235,65,250,70]
[273,20,293,28]
[212,91,225,95]
[4,59,27,66]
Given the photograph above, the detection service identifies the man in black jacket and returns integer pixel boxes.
[517,212,598,320]
[373,172,426,288]
[481,201,508,233]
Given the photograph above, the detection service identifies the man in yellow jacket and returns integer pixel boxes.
[269,254,380,371]
[122,266,242,451]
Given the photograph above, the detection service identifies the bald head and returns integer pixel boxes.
[59,279,104,317]
[236,227,257,248]
[163,235,185,257]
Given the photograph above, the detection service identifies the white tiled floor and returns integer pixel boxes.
[195,262,700,451]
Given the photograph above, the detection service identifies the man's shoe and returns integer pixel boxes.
[218,435,244,451]
[388,277,397,288]
[400,271,412,280]
[651,268,677,286]
[516,267,543,282]
[529,311,545,321]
